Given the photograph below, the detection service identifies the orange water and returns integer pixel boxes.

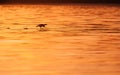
[0,4,120,75]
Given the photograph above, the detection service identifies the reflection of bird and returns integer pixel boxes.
[36,24,47,28]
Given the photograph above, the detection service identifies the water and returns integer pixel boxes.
[0,4,120,75]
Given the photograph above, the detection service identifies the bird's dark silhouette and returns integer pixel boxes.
[24,27,28,30]
[36,24,47,28]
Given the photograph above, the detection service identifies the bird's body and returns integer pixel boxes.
[36,24,47,28]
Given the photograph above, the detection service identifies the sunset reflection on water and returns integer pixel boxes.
[0,4,120,75]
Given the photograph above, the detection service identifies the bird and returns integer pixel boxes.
[6,27,10,29]
[36,24,47,28]
[24,27,28,30]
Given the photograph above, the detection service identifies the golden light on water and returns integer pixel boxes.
[0,4,120,75]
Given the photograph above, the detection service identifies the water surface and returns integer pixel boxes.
[0,4,120,75]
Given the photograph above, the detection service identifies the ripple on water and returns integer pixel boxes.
[0,40,27,43]
[0,36,6,39]
[103,20,120,23]
[12,23,21,25]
